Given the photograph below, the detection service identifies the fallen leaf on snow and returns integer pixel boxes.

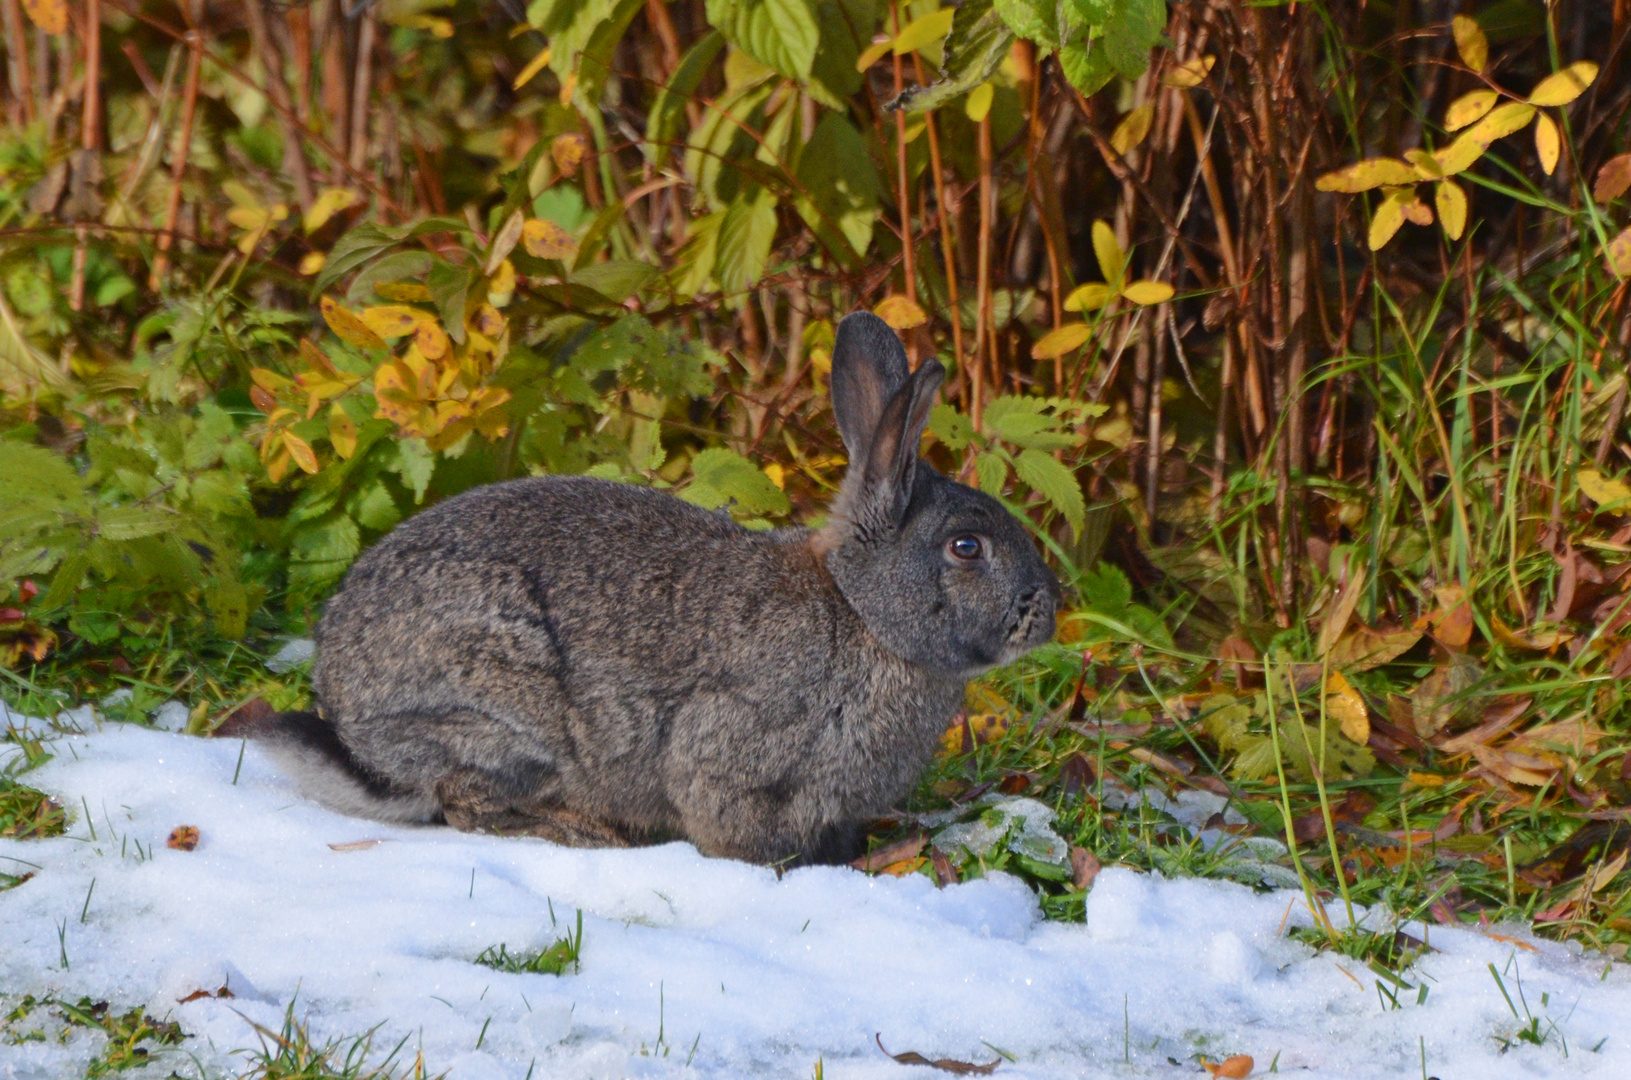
[1202,1053,1254,1077]
[327,839,390,852]
[875,1034,999,1074]
[167,826,200,851]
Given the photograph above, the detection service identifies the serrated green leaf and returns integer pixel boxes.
[1014,448,1084,534]
[973,450,1009,496]
[707,0,819,81]
[715,187,779,296]
[1103,0,1166,78]
[928,402,976,451]
[898,0,1013,113]
[680,447,790,517]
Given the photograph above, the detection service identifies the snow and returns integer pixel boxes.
[4,712,1631,1080]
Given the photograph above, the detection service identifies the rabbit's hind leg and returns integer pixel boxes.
[435,768,629,847]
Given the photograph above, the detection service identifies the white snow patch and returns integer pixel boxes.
[265,638,316,673]
[2,725,1629,1079]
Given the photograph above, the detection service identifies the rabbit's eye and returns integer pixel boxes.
[947,535,984,562]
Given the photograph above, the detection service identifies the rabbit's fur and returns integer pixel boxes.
[247,312,1059,863]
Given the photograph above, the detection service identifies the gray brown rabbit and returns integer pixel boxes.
[236,312,1059,864]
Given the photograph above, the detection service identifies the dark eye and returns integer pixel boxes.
[947,535,984,561]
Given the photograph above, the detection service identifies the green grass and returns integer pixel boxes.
[473,909,584,976]
[237,999,431,1080]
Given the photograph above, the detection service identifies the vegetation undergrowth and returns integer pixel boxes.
[2,0,1630,971]
[473,908,585,976]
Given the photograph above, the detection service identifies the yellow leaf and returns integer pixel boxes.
[1091,220,1124,284]
[1434,131,1486,176]
[250,367,294,393]
[1528,62,1598,107]
[1405,771,1445,788]
[855,38,893,73]
[373,363,418,427]
[1490,618,1571,652]
[359,305,428,339]
[1403,149,1443,179]
[1534,112,1560,176]
[1444,89,1498,132]
[1578,468,1631,508]
[893,8,954,54]
[1162,55,1215,89]
[1315,158,1421,193]
[227,207,271,232]
[1368,192,1408,250]
[1326,624,1422,671]
[328,404,358,460]
[873,295,927,330]
[552,133,589,178]
[377,282,433,302]
[557,71,577,106]
[416,321,451,361]
[321,297,387,351]
[1465,102,1536,146]
[1451,14,1487,71]
[488,259,516,307]
[304,187,359,234]
[763,463,786,489]
[282,431,320,475]
[1031,323,1090,360]
[1608,226,1631,278]
[1435,180,1468,241]
[514,46,552,89]
[1110,104,1154,155]
[1064,282,1115,312]
[1316,562,1367,657]
[1325,670,1370,745]
[965,82,994,123]
[20,0,65,34]
[222,180,262,210]
[298,252,327,276]
[1120,280,1173,306]
[522,218,578,260]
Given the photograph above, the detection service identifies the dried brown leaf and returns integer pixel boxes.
[875,1035,998,1075]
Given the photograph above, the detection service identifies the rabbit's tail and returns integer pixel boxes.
[221,708,440,823]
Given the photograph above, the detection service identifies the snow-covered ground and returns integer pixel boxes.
[4,712,1630,1080]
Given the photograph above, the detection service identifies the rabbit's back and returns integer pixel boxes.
[313,476,958,851]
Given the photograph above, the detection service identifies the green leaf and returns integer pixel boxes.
[973,450,1009,496]
[646,30,726,163]
[668,210,725,297]
[1013,447,1085,535]
[1057,38,1116,96]
[808,0,879,106]
[205,580,252,640]
[534,0,647,104]
[569,260,658,303]
[1103,0,1166,78]
[715,187,779,296]
[287,513,362,602]
[385,438,436,503]
[428,260,474,344]
[928,402,976,451]
[315,222,409,293]
[794,112,882,263]
[898,0,1013,113]
[706,0,820,82]
[679,447,790,517]
[573,202,628,270]
[344,250,434,304]
[1079,561,1132,613]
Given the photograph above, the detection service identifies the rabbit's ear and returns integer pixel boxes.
[853,358,944,530]
[830,312,911,460]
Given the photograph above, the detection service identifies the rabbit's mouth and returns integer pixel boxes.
[1001,589,1058,658]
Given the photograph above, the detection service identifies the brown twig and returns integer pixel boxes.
[149,10,201,292]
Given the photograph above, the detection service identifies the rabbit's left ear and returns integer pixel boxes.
[852,358,943,532]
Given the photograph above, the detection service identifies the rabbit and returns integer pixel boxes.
[234,311,1060,864]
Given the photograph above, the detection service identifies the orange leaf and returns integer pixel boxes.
[21,0,66,35]
[551,133,589,178]
[166,826,200,851]
[1203,1055,1254,1079]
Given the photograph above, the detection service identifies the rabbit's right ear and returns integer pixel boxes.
[830,312,911,460]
